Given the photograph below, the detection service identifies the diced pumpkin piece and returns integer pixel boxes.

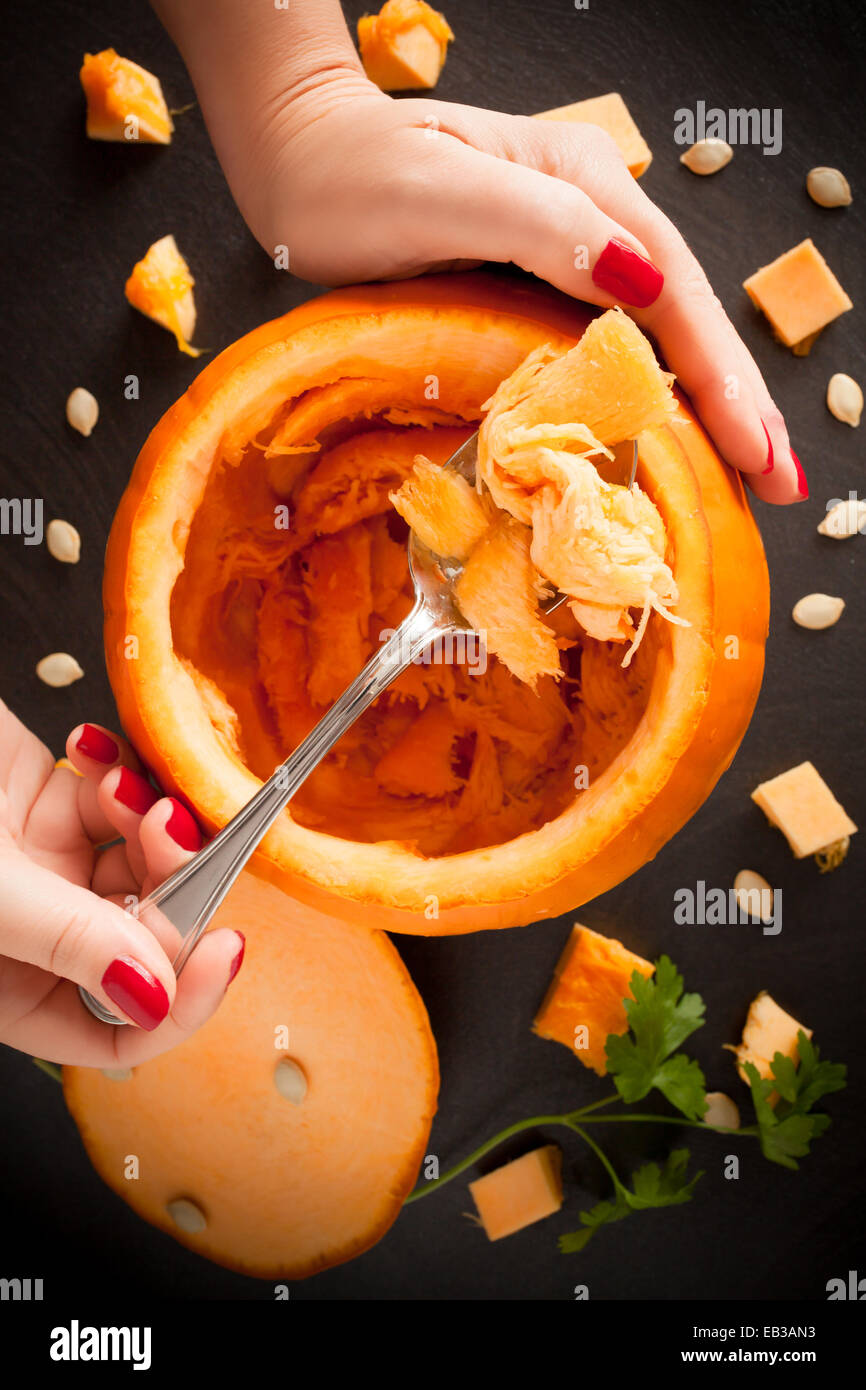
[751,760,857,860]
[80,48,173,144]
[533,92,652,177]
[125,235,200,356]
[743,239,852,352]
[454,517,561,688]
[469,1145,563,1241]
[358,0,453,91]
[533,923,654,1075]
[390,455,492,558]
[728,990,811,1088]
[64,872,438,1278]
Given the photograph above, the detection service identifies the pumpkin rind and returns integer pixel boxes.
[103,273,769,935]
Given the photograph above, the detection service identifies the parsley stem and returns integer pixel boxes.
[404,1113,577,1203]
[566,1121,621,1190]
[577,1114,757,1136]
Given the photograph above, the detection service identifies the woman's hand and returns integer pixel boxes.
[0,702,243,1066]
[157,0,805,506]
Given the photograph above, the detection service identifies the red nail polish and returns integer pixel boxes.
[76,724,119,764]
[165,798,201,852]
[114,766,159,815]
[227,933,245,987]
[101,955,169,1031]
[761,422,775,474]
[791,449,809,498]
[592,238,664,308]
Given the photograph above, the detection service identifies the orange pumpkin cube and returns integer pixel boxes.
[751,760,857,859]
[743,239,852,353]
[358,0,454,91]
[728,990,811,1089]
[533,924,654,1074]
[125,234,200,357]
[469,1145,563,1241]
[534,92,652,178]
[80,48,173,145]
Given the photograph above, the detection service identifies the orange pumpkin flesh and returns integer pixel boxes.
[80,49,174,145]
[63,872,438,1279]
[104,273,769,934]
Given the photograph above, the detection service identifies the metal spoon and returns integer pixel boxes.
[80,436,637,1024]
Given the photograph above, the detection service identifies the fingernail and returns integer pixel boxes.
[592,238,664,308]
[761,421,775,474]
[226,933,246,988]
[76,724,119,764]
[165,798,201,852]
[101,955,170,1031]
[791,449,809,498]
[114,766,159,814]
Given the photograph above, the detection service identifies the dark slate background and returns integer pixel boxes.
[1,0,864,1302]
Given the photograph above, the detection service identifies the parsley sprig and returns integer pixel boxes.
[406,956,846,1253]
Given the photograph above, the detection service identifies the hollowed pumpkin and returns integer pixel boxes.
[104,273,769,935]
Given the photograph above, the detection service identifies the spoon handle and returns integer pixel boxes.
[80,597,445,1025]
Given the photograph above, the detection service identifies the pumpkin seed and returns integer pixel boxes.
[274,1057,308,1104]
[806,166,852,208]
[680,138,733,175]
[703,1092,740,1130]
[66,387,99,437]
[817,498,866,538]
[826,373,862,426]
[36,652,84,687]
[101,1067,133,1081]
[792,593,845,629]
[46,518,81,564]
[733,869,774,922]
[166,1198,207,1234]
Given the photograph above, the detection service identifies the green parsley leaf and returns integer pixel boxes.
[559,1149,703,1253]
[744,1032,847,1170]
[604,956,707,1118]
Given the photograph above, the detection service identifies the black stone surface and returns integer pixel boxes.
[0,0,863,1301]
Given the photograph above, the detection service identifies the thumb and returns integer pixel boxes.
[409,136,664,309]
[0,854,175,1030]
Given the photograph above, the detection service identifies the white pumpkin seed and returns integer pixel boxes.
[46,518,81,564]
[166,1198,207,1234]
[826,373,863,426]
[792,593,845,629]
[36,652,84,687]
[101,1067,133,1082]
[733,869,774,922]
[66,387,99,437]
[680,138,733,175]
[817,498,866,538]
[703,1092,741,1130]
[274,1057,308,1104]
[806,166,852,208]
